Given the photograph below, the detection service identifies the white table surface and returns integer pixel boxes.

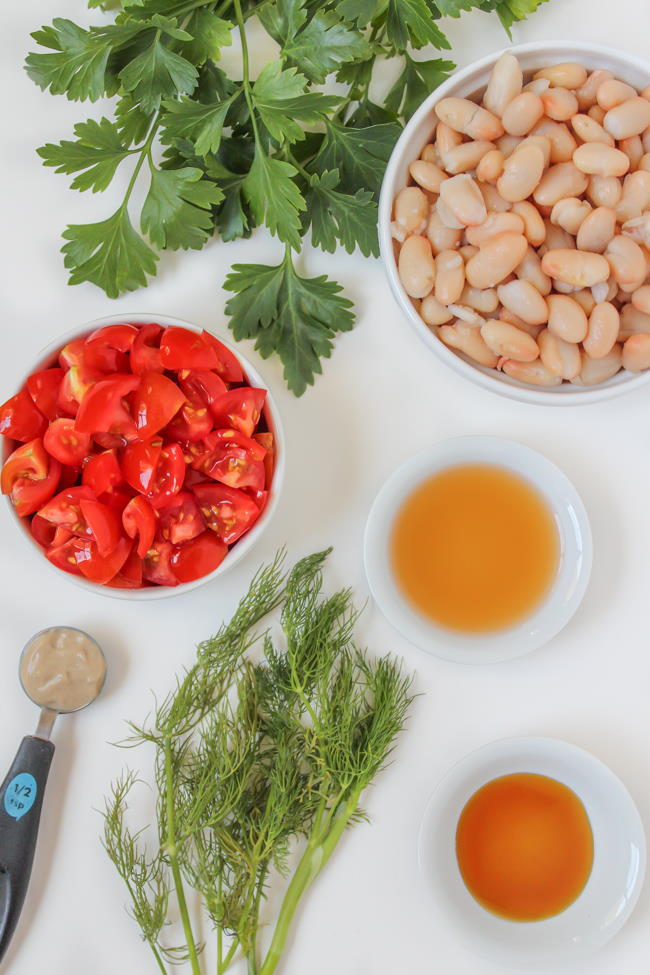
[2,0,650,972]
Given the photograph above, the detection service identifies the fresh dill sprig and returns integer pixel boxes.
[102,549,414,975]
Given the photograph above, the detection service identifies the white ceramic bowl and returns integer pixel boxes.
[1,313,285,600]
[379,41,650,406]
[363,436,591,663]
[418,737,646,967]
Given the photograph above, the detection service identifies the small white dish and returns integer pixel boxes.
[418,737,646,967]
[363,436,591,663]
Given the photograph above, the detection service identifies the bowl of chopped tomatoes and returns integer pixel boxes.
[0,313,284,597]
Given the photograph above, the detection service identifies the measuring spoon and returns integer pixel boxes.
[0,626,106,961]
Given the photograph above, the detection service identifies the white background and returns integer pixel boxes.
[2,0,650,973]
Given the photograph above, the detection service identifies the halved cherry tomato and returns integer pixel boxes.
[131,372,185,440]
[193,482,260,545]
[171,532,227,583]
[26,368,65,421]
[74,534,132,584]
[122,438,163,494]
[122,495,157,559]
[130,323,164,375]
[79,498,123,557]
[190,429,266,492]
[147,443,186,508]
[143,540,178,586]
[57,364,104,415]
[1,439,61,516]
[177,369,227,408]
[75,374,140,438]
[107,544,143,589]
[210,388,266,438]
[84,324,138,369]
[82,450,123,495]
[157,491,204,545]
[160,327,219,370]
[38,485,95,534]
[202,331,244,383]
[31,513,57,548]
[253,432,275,486]
[0,390,47,442]
[43,418,92,467]
[164,401,213,443]
[46,536,83,576]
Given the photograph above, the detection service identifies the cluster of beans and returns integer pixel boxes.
[392,55,650,387]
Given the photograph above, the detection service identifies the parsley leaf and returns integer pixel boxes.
[161,95,235,155]
[386,0,452,51]
[259,0,370,84]
[182,9,233,65]
[115,94,153,145]
[225,254,354,396]
[25,19,113,101]
[37,118,133,193]
[306,170,378,258]
[312,120,401,199]
[141,166,222,249]
[62,208,158,298]
[385,55,455,119]
[119,33,198,114]
[250,63,340,144]
[494,0,549,33]
[434,0,485,14]
[242,148,305,250]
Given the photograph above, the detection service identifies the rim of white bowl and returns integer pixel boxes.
[418,736,646,967]
[379,40,650,406]
[363,436,592,663]
[1,312,286,600]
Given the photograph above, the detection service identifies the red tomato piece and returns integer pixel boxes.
[130,323,164,375]
[85,323,138,355]
[177,369,227,408]
[171,532,227,584]
[79,498,123,557]
[210,388,266,438]
[107,545,143,589]
[193,482,261,545]
[131,372,185,440]
[82,450,123,495]
[75,374,140,438]
[146,443,186,508]
[201,331,244,383]
[31,513,57,548]
[1,439,61,517]
[190,429,266,492]
[101,487,133,515]
[157,491,204,545]
[143,540,178,586]
[122,438,163,494]
[75,534,132,585]
[164,401,213,443]
[57,364,104,416]
[46,537,83,576]
[122,495,157,559]
[43,418,92,467]
[93,432,126,451]
[253,431,275,487]
[59,465,80,489]
[38,485,96,534]
[26,368,65,421]
[160,327,219,370]
[58,339,86,370]
[0,390,47,442]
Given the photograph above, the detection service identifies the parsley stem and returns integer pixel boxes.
[233,0,249,85]
[122,114,161,214]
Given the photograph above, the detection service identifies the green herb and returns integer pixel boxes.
[102,550,414,974]
[27,0,549,394]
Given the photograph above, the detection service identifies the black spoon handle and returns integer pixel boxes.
[0,736,55,963]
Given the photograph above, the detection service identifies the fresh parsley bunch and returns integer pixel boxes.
[26,0,549,395]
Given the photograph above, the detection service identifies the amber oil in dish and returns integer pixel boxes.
[455,773,594,922]
[390,463,560,633]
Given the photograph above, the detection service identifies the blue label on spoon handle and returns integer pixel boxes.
[3,773,37,821]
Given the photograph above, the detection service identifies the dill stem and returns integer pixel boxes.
[164,737,202,975]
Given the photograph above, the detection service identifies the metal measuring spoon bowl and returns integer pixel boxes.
[0,626,107,962]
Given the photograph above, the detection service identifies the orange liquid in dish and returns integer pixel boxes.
[390,464,560,633]
[456,773,594,922]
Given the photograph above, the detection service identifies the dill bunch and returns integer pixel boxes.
[102,549,414,975]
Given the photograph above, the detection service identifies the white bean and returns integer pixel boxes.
[576,70,614,110]
[436,122,463,155]
[623,333,650,370]
[519,134,552,167]
[439,174,487,227]
[497,144,545,202]
[435,98,504,141]
[587,175,623,208]
[438,322,499,367]
[604,98,650,140]
[442,141,496,175]
[606,235,648,285]
[420,293,453,326]
[496,135,523,158]
[573,142,630,178]
[465,232,529,289]
[597,79,637,111]
[534,162,589,206]
[531,120,577,163]
[465,211,525,247]
[546,294,589,342]
[459,284,499,313]
[542,249,610,287]
[576,206,617,252]
[484,53,523,117]
[435,249,465,305]
[584,302,620,358]
[632,285,650,315]
[512,201,547,246]
[502,93,545,137]
[420,143,438,163]
[620,136,645,171]
[571,346,622,384]
[640,153,650,172]
[501,358,563,386]
[538,329,582,379]
[447,304,486,327]
[619,303,650,338]
[516,245,552,296]
[478,181,513,213]
[497,279,549,324]
[436,196,465,230]
[426,210,462,254]
[551,197,592,236]
[393,186,429,236]
[570,113,615,146]
[542,87,579,122]
[572,289,597,315]
[398,235,437,298]
[409,160,448,193]
[534,62,588,90]
[476,149,505,183]
[616,171,650,222]
[481,320,539,360]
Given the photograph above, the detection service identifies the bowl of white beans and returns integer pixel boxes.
[379,42,650,404]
